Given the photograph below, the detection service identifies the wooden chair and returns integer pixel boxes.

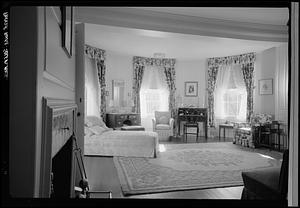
[183,115,199,143]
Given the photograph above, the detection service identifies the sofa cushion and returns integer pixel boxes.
[155,124,171,130]
[155,111,171,124]
[158,116,169,124]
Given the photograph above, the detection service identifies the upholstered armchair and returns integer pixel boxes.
[233,113,273,148]
[152,111,174,142]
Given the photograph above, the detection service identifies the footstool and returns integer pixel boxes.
[120,125,145,131]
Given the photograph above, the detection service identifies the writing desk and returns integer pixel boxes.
[177,108,208,140]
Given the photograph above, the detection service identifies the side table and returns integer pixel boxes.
[219,123,234,141]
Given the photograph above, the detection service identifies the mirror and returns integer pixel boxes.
[112,80,125,107]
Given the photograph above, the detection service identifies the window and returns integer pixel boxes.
[223,89,246,120]
[141,89,168,118]
[214,65,247,122]
[139,65,169,130]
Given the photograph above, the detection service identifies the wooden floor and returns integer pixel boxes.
[83,135,280,199]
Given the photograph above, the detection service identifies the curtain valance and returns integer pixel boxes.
[133,56,176,68]
[84,44,106,61]
[208,52,256,68]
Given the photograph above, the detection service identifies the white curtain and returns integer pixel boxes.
[214,64,247,124]
[140,65,169,131]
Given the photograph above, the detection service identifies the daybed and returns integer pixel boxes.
[84,116,159,158]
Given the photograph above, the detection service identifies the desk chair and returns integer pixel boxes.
[183,115,199,143]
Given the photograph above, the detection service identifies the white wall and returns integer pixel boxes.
[43,7,76,100]
[105,50,133,111]
[176,59,207,107]
[254,47,276,116]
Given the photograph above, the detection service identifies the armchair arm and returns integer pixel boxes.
[169,118,175,128]
[152,118,157,131]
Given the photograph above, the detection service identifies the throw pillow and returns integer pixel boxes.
[85,120,94,127]
[86,116,109,129]
[84,127,94,137]
[89,126,107,135]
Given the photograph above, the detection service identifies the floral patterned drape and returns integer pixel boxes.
[163,61,176,118]
[241,62,255,122]
[84,44,106,119]
[207,52,256,126]
[132,57,145,114]
[132,56,176,116]
[207,66,219,127]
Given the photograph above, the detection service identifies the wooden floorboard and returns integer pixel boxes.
[83,136,282,199]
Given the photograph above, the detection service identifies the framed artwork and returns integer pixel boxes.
[185,81,198,97]
[259,79,273,95]
[60,6,74,58]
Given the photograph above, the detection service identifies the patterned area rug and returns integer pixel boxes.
[113,142,282,196]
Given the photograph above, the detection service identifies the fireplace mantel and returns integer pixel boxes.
[40,97,77,198]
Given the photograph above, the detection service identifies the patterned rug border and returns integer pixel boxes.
[113,157,244,196]
[113,142,282,196]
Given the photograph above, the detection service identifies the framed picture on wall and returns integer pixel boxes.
[60,6,74,58]
[259,79,273,95]
[185,81,198,97]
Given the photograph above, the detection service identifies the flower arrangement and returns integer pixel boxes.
[251,113,273,124]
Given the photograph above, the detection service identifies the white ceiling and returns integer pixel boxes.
[84,7,288,60]
[85,24,284,60]
[131,7,289,25]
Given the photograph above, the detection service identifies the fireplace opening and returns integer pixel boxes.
[50,137,75,198]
